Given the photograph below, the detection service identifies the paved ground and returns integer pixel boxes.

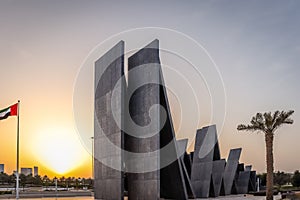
[0,194,285,200]
[208,194,282,200]
[0,191,92,199]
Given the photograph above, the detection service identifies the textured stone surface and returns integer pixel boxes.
[126,40,161,200]
[249,171,257,192]
[212,159,226,197]
[177,139,188,159]
[193,125,220,163]
[245,165,252,171]
[190,151,194,163]
[126,39,188,200]
[177,139,196,198]
[237,163,245,172]
[223,148,242,195]
[184,153,193,178]
[158,54,188,199]
[94,41,125,200]
[192,162,214,198]
[191,125,221,198]
[236,171,251,194]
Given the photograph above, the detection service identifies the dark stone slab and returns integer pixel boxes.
[249,171,257,192]
[190,151,194,163]
[184,153,193,178]
[235,164,256,194]
[126,40,188,200]
[193,125,220,163]
[126,40,161,200]
[245,165,252,171]
[191,125,221,198]
[177,139,188,159]
[177,139,196,198]
[223,148,242,195]
[94,41,125,200]
[192,162,214,198]
[237,163,245,172]
[157,39,188,199]
[236,171,251,194]
[211,159,226,197]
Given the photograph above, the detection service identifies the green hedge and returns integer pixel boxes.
[0,190,13,195]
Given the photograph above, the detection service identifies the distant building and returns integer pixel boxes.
[21,168,32,176]
[33,166,38,176]
[0,164,4,173]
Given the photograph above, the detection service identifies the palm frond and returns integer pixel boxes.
[264,112,273,131]
[251,113,266,131]
[237,110,294,134]
[237,124,262,131]
[283,118,294,124]
[237,112,266,132]
[272,111,280,124]
[272,110,294,132]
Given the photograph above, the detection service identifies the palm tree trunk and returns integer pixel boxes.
[265,132,274,200]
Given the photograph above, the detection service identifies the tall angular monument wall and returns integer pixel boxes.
[223,148,242,195]
[184,153,193,178]
[236,169,251,194]
[177,139,196,198]
[236,165,256,193]
[126,40,188,199]
[249,171,257,192]
[125,40,161,200]
[94,41,125,200]
[190,125,222,198]
[245,165,257,191]
[212,159,226,196]
[158,40,188,199]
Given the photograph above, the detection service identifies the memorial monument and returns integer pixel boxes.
[94,40,256,199]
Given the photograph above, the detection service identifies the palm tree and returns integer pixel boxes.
[237,110,294,200]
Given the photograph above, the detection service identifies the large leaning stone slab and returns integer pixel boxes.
[192,161,213,198]
[184,153,193,178]
[159,46,188,199]
[94,41,125,200]
[177,139,196,198]
[223,148,242,195]
[211,159,226,197]
[236,171,251,194]
[249,171,257,192]
[126,39,188,200]
[193,125,220,163]
[245,165,252,171]
[191,125,221,198]
[125,39,161,200]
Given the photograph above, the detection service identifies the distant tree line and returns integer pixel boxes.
[0,172,93,190]
[257,170,300,188]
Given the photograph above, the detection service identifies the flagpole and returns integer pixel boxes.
[16,100,20,199]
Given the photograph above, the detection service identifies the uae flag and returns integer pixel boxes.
[0,103,18,120]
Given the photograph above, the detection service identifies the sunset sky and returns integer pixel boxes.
[0,0,299,178]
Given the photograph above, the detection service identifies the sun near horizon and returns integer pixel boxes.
[0,106,93,178]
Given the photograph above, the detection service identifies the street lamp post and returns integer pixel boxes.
[54,177,57,193]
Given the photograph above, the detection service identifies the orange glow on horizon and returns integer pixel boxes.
[0,115,92,178]
[31,127,89,176]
